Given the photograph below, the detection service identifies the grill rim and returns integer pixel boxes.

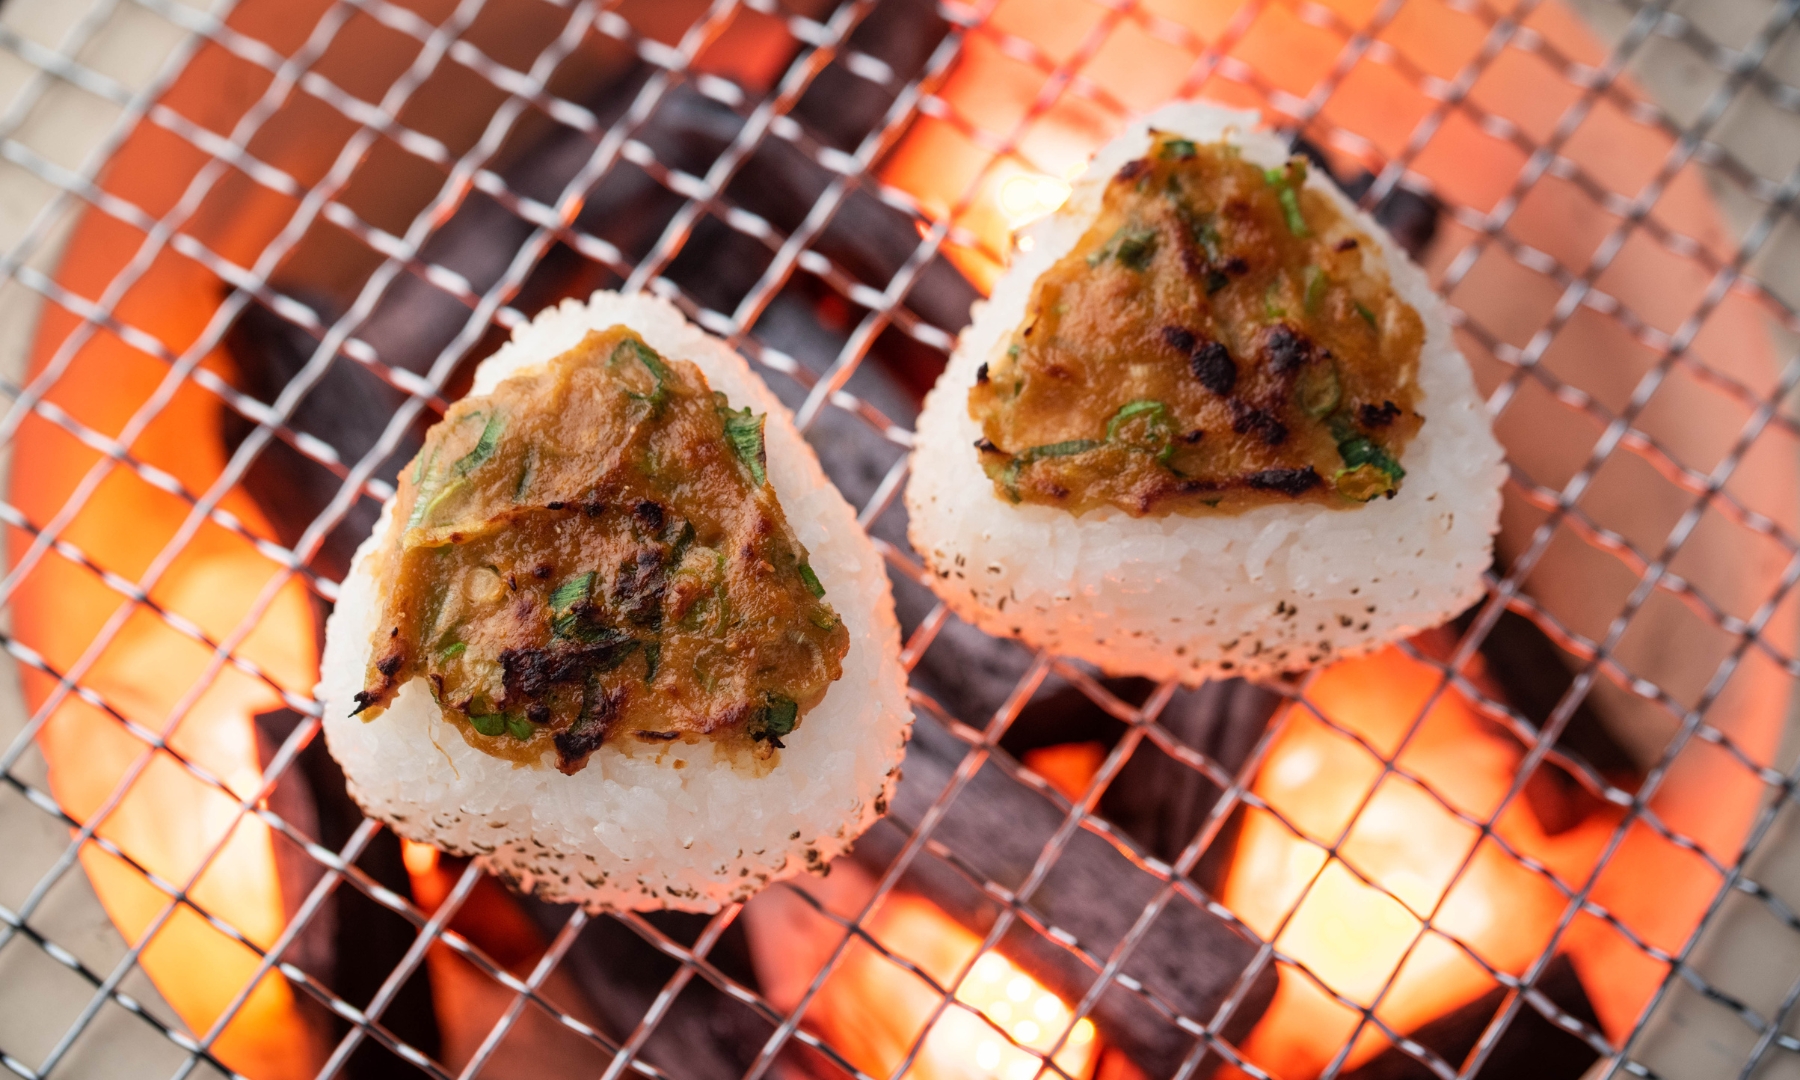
[0,0,1795,1079]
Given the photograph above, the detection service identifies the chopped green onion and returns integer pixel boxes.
[1264,164,1310,237]
[1160,137,1197,159]
[469,712,506,737]
[644,641,661,683]
[612,338,673,410]
[1276,185,1308,237]
[1105,399,1168,441]
[809,607,838,631]
[1193,218,1222,261]
[551,572,595,614]
[504,715,535,740]
[798,561,826,599]
[452,410,506,477]
[1024,439,1101,459]
[995,438,1102,501]
[1264,283,1287,320]
[513,447,535,502]
[1296,363,1341,419]
[1006,343,1021,358]
[1338,436,1404,479]
[1354,301,1379,329]
[406,448,441,528]
[439,641,467,660]
[1087,225,1159,270]
[1303,265,1327,315]
[752,694,799,744]
[720,404,767,486]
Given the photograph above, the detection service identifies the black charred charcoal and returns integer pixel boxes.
[1344,954,1599,1079]
[253,709,440,1078]
[1290,135,1441,260]
[859,710,1277,1079]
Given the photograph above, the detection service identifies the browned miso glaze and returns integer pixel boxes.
[354,327,848,774]
[968,133,1426,515]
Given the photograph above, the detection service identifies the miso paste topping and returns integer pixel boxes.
[969,133,1427,515]
[355,327,848,773]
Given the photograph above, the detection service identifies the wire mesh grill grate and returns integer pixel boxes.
[0,0,1798,1079]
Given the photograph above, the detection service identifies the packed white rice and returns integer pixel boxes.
[905,103,1506,685]
[319,291,912,912]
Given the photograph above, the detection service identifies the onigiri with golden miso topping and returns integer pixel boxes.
[906,103,1505,683]
[320,291,911,911]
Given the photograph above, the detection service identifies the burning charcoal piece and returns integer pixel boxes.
[856,713,1277,1078]
[519,901,771,1080]
[1344,954,1600,1079]
[254,709,441,1078]
[1447,606,1643,836]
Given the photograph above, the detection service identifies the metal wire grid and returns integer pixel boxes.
[0,0,1794,1077]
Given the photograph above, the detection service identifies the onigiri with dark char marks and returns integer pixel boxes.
[319,291,911,911]
[905,103,1505,683]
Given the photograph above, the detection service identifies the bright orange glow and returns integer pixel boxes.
[801,895,1099,1080]
[1223,643,1614,1077]
[402,838,441,877]
[996,173,1072,228]
[11,68,329,1070]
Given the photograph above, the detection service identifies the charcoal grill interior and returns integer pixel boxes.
[1,1,1800,1079]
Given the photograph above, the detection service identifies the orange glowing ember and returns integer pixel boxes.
[1222,643,1610,1075]
[807,896,1098,1080]
[746,868,1099,1080]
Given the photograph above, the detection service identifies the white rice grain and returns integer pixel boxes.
[904,103,1506,684]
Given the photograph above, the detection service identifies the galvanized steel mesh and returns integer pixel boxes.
[0,0,1798,1079]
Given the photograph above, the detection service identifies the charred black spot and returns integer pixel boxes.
[350,689,380,716]
[526,703,550,725]
[1264,325,1312,375]
[554,681,624,774]
[1229,399,1288,446]
[583,501,604,517]
[974,437,1000,453]
[634,500,665,533]
[546,501,567,510]
[1115,157,1151,183]
[1177,479,1223,494]
[532,564,552,579]
[1358,400,1402,427]
[1181,428,1205,444]
[1161,325,1197,355]
[501,633,635,702]
[1335,237,1359,252]
[1221,256,1249,276]
[615,548,667,628]
[1246,466,1321,495]
[376,653,402,677]
[635,730,681,742]
[1190,341,1236,395]
[975,362,989,385]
